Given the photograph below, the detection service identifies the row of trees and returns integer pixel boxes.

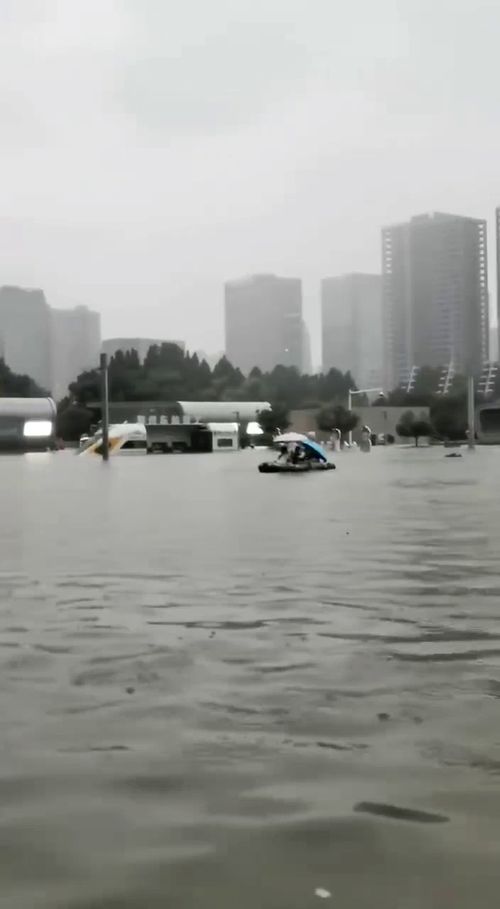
[58,344,358,439]
[261,400,464,445]
[66,344,356,409]
[0,347,483,444]
[311,398,467,443]
[0,359,45,397]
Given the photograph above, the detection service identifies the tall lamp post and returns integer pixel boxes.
[467,375,475,451]
[347,387,384,446]
[100,353,110,461]
[233,410,240,448]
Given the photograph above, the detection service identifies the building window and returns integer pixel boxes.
[216,438,234,448]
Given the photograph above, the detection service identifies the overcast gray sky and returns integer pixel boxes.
[1,0,499,362]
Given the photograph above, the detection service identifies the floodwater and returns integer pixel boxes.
[0,446,500,908]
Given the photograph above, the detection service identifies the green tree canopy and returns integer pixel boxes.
[258,404,290,435]
[56,398,94,442]
[430,396,467,440]
[316,404,358,435]
[396,410,432,446]
[58,346,488,445]
[0,359,46,397]
[66,346,356,414]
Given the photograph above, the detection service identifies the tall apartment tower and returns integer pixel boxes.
[225,274,304,374]
[0,288,101,398]
[321,273,383,388]
[51,305,101,400]
[495,207,500,361]
[383,212,489,389]
[302,321,313,374]
[0,286,52,390]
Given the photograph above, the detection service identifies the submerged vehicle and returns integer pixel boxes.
[79,422,148,456]
[0,397,57,453]
[258,433,336,474]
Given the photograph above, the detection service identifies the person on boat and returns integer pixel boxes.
[290,443,304,464]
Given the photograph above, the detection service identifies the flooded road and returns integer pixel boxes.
[1,446,500,907]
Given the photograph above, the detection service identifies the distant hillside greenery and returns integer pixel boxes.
[0,358,45,397]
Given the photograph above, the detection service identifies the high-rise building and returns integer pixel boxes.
[301,320,313,375]
[495,207,500,361]
[0,288,102,398]
[51,305,101,400]
[102,337,185,363]
[0,286,52,390]
[489,325,499,364]
[321,274,383,388]
[225,274,304,374]
[383,212,489,389]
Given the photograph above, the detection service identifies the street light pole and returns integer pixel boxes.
[347,389,352,446]
[347,387,384,447]
[100,353,110,462]
[467,375,475,451]
[234,410,240,448]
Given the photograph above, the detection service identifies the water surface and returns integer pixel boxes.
[1,447,499,907]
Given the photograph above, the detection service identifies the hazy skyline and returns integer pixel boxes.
[1,0,500,363]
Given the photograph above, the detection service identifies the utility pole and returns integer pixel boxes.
[467,374,475,451]
[347,389,352,446]
[100,353,110,461]
[348,387,384,446]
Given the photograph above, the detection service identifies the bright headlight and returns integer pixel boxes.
[23,420,53,438]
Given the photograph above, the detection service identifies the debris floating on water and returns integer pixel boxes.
[315,888,331,899]
[354,801,449,824]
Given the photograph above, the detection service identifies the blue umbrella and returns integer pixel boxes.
[302,438,328,461]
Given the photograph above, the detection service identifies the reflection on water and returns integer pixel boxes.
[1,447,500,907]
